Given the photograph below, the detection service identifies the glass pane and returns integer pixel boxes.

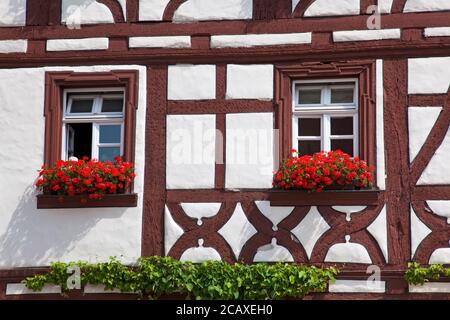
[298,140,321,156]
[331,117,354,135]
[298,118,321,136]
[99,147,121,162]
[331,139,354,156]
[70,99,94,113]
[67,123,92,160]
[102,98,124,113]
[298,89,322,104]
[331,87,354,104]
[100,125,121,144]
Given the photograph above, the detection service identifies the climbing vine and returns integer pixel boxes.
[23,257,338,300]
[405,262,450,285]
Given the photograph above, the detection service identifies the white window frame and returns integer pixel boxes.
[62,88,125,161]
[292,79,359,156]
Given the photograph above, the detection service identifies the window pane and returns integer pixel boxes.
[298,89,322,104]
[67,123,92,159]
[331,139,354,156]
[298,118,321,136]
[102,98,124,113]
[331,117,354,135]
[99,125,121,144]
[70,99,94,113]
[99,147,121,162]
[331,87,354,104]
[298,140,321,156]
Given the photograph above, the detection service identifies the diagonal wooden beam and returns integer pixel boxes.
[97,0,125,23]
[163,0,188,21]
[361,0,378,15]
[292,0,316,18]
[391,0,408,14]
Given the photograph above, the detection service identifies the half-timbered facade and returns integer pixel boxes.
[0,0,449,299]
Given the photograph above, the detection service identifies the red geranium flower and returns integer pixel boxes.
[272,150,375,192]
[35,158,137,202]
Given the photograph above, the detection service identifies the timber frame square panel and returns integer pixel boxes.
[43,70,139,166]
[275,60,377,169]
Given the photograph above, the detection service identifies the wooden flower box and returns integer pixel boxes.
[37,193,138,209]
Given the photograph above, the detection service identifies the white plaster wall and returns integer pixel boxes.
[226,64,274,100]
[376,60,386,190]
[329,280,385,293]
[325,236,372,264]
[0,0,26,26]
[404,0,450,12]
[408,107,442,162]
[117,0,127,19]
[427,201,450,224]
[139,0,171,21]
[166,115,216,189]
[218,203,257,259]
[408,57,450,94]
[367,206,388,262]
[332,206,367,222]
[418,127,450,185]
[409,283,450,293]
[0,40,27,54]
[210,33,312,48]
[333,29,401,42]
[429,248,450,264]
[378,0,394,14]
[180,203,221,225]
[291,206,330,259]
[164,205,184,255]
[129,36,191,49]
[180,240,222,263]
[424,27,450,38]
[6,284,62,295]
[225,113,274,189]
[254,239,294,262]
[46,38,109,52]
[168,65,216,100]
[255,201,294,231]
[292,0,301,12]
[410,206,432,258]
[173,0,253,23]
[62,0,115,25]
[0,65,147,268]
[304,0,360,17]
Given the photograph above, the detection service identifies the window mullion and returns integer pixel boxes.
[293,116,298,151]
[323,86,330,105]
[353,113,359,157]
[93,96,102,114]
[120,123,124,156]
[323,114,331,152]
[92,123,99,160]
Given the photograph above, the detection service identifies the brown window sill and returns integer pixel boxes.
[37,194,138,209]
[269,189,381,206]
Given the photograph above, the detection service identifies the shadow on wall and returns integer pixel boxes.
[0,184,127,268]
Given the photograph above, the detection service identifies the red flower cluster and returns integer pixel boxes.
[273,150,375,192]
[36,157,136,200]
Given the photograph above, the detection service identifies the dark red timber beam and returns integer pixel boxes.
[98,0,125,23]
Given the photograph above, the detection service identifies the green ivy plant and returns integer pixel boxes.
[23,257,338,300]
[405,262,450,285]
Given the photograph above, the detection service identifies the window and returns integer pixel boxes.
[63,89,125,161]
[293,80,358,156]
[275,61,376,174]
[43,70,139,167]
